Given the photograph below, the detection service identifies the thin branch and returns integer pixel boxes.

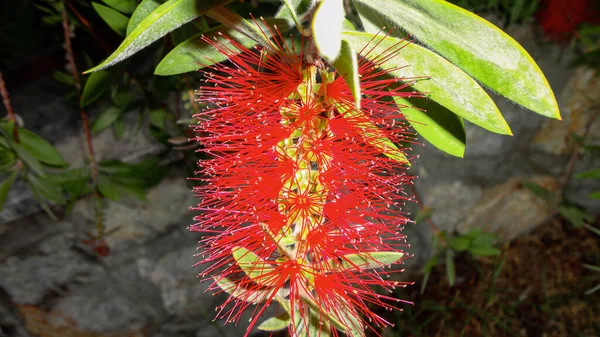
[62,3,105,239]
[0,71,20,143]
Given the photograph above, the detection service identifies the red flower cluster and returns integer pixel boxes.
[536,0,600,42]
[190,29,417,336]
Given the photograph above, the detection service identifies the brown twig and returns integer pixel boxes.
[0,71,20,143]
[62,4,105,240]
[61,5,97,183]
[64,0,111,53]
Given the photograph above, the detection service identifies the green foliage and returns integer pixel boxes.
[92,2,129,36]
[421,227,501,293]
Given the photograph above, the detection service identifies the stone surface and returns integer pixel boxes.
[419,181,482,233]
[533,67,600,156]
[457,176,559,241]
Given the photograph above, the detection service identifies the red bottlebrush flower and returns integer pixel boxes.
[536,0,600,42]
[190,28,418,337]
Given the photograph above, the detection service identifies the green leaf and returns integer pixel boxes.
[395,96,466,157]
[334,102,410,165]
[446,250,456,286]
[353,0,560,120]
[232,246,276,286]
[575,168,600,179]
[155,18,292,75]
[342,31,511,135]
[0,123,68,168]
[101,0,137,14]
[257,313,291,332]
[86,0,231,73]
[12,144,44,176]
[156,27,253,75]
[170,21,200,45]
[521,181,553,201]
[559,204,593,228]
[81,70,112,107]
[205,7,282,49]
[0,171,18,210]
[92,2,130,37]
[27,173,66,204]
[468,246,501,257]
[332,39,361,109]
[114,117,126,139]
[92,107,122,133]
[127,0,162,35]
[213,276,274,304]
[590,191,600,200]
[312,0,345,61]
[111,86,131,107]
[326,251,403,271]
[275,0,305,20]
[278,0,302,28]
[0,146,17,171]
[149,108,168,129]
[98,175,122,201]
[448,236,470,251]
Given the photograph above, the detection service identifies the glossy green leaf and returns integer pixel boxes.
[394,96,466,157]
[0,123,68,168]
[126,0,162,35]
[334,102,410,165]
[92,2,129,37]
[446,250,456,286]
[0,171,18,210]
[86,0,231,73]
[327,251,404,271]
[205,7,280,49]
[92,107,122,133]
[353,0,560,120]
[575,168,600,179]
[257,313,291,331]
[214,276,274,304]
[332,40,360,108]
[81,70,112,107]
[343,31,511,135]
[155,18,291,75]
[102,0,137,14]
[312,0,345,61]
[232,246,276,286]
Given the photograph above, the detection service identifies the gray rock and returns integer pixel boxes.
[137,245,213,318]
[418,181,482,233]
[0,248,101,304]
[53,275,147,332]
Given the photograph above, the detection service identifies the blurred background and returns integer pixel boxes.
[0,0,598,336]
